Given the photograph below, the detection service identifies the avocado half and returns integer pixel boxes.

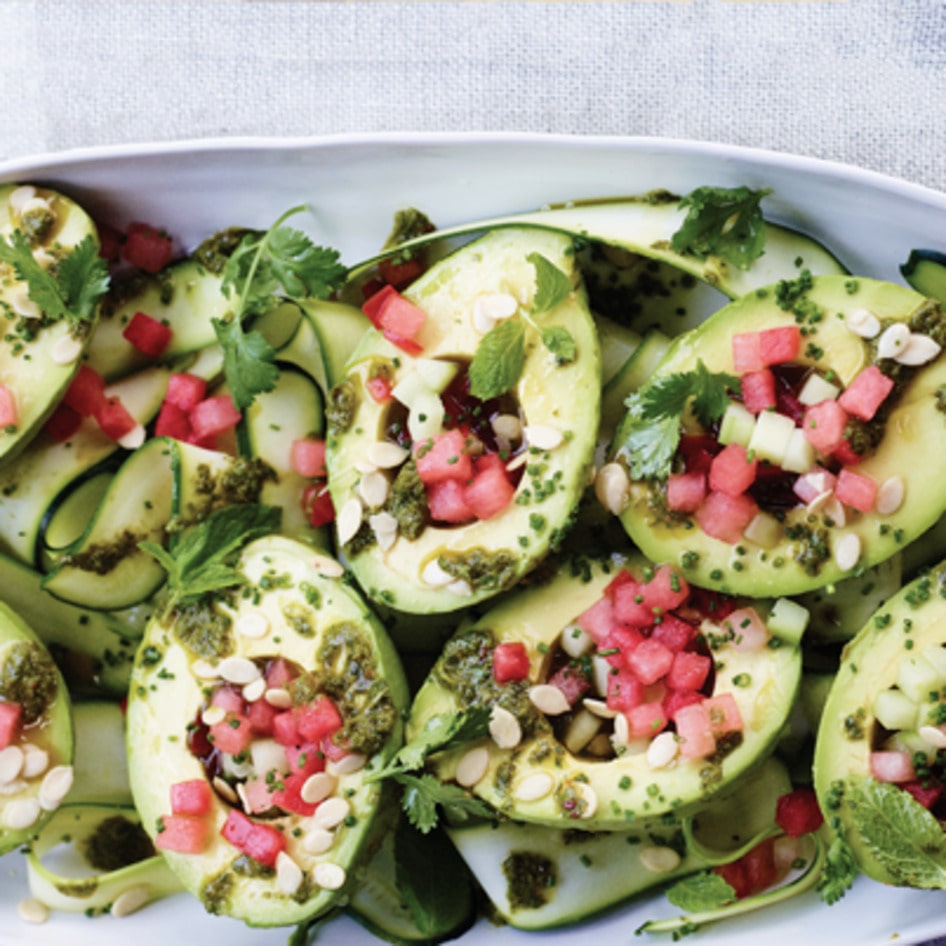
[325,227,600,615]
[0,184,102,466]
[0,599,74,853]
[125,535,409,927]
[408,554,800,831]
[813,558,946,887]
[614,275,946,598]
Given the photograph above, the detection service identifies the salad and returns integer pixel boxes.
[1,152,946,946]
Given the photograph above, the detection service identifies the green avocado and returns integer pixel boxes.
[0,184,103,466]
[612,274,946,597]
[325,228,600,615]
[0,599,74,854]
[813,558,946,888]
[125,536,409,927]
[407,554,801,831]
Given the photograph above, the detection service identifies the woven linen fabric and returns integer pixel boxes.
[1,0,945,195]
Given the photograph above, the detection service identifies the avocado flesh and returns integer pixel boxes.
[0,184,102,467]
[615,275,946,598]
[0,599,74,854]
[408,555,800,831]
[813,558,946,888]
[326,228,600,615]
[125,536,410,927]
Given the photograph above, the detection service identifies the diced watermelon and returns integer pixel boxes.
[123,311,172,357]
[95,396,138,441]
[902,779,943,810]
[650,614,698,652]
[606,669,645,713]
[720,607,770,651]
[365,374,394,403]
[802,398,848,454]
[165,373,207,411]
[643,564,691,613]
[247,698,279,736]
[0,701,22,749]
[626,638,674,686]
[695,491,759,544]
[301,483,335,528]
[774,787,824,836]
[832,438,865,466]
[44,402,82,442]
[96,221,123,262]
[379,253,427,289]
[740,368,776,413]
[610,575,653,627]
[678,435,720,473]
[290,437,327,478]
[625,700,668,738]
[295,696,343,744]
[189,395,241,441]
[493,641,530,683]
[272,710,300,747]
[792,467,836,504]
[241,774,277,814]
[155,813,210,854]
[663,687,704,720]
[759,326,801,366]
[64,364,107,416]
[285,742,325,777]
[666,651,711,692]
[271,771,319,817]
[464,457,515,520]
[122,222,174,274]
[413,429,472,485]
[170,779,214,817]
[209,713,254,756]
[362,284,399,327]
[870,749,915,783]
[427,478,473,524]
[548,665,591,706]
[211,686,246,715]
[835,468,877,512]
[265,658,295,689]
[703,693,744,734]
[674,701,717,758]
[378,293,426,340]
[733,837,778,898]
[599,626,645,668]
[220,809,286,867]
[732,332,764,373]
[708,443,758,497]
[666,471,707,513]
[154,400,191,441]
[838,365,894,422]
[575,596,616,643]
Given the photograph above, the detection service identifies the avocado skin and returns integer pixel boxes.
[813,558,946,887]
[616,275,946,598]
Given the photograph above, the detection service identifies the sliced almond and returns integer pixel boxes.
[218,656,261,686]
[301,772,337,805]
[646,732,679,769]
[845,308,881,339]
[834,532,862,572]
[877,323,911,360]
[301,827,335,855]
[111,885,151,918]
[38,764,74,810]
[16,898,49,925]
[50,334,84,366]
[529,684,570,716]
[489,706,522,750]
[275,852,304,896]
[513,771,555,802]
[313,862,346,890]
[524,424,564,451]
[595,462,630,516]
[455,746,489,788]
[0,746,24,785]
[640,844,682,874]
[876,476,905,515]
[326,753,366,776]
[336,497,364,546]
[358,470,389,508]
[236,611,270,640]
[366,442,410,469]
[896,332,942,366]
[2,797,41,830]
[313,796,350,830]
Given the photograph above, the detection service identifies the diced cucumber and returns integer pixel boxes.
[781,427,815,474]
[747,409,795,466]
[718,401,756,448]
[766,597,810,645]
[872,688,918,732]
[798,372,840,405]
[896,651,945,703]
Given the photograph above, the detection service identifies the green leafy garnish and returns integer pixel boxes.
[670,185,771,270]
[215,206,347,408]
[842,775,946,889]
[665,871,736,912]
[468,253,576,399]
[139,503,281,611]
[616,360,740,480]
[0,231,109,326]
[468,318,526,401]
[368,708,493,833]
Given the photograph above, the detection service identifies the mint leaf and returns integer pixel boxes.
[140,503,281,609]
[671,185,771,270]
[541,325,576,365]
[468,318,526,400]
[212,317,280,410]
[528,252,573,314]
[0,231,109,326]
[844,775,946,888]
[665,871,736,912]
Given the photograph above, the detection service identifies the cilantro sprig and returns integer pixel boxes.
[670,185,771,271]
[468,253,577,400]
[615,360,740,480]
[139,503,281,612]
[368,708,494,833]
[215,206,347,408]
[0,231,109,327]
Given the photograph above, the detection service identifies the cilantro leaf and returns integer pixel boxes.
[396,773,493,834]
[540,325,576,365]
[818,834,858,906]
[468,318,526,400]
[528,252,573,314]
[665,871,736,912]
[0,232,109,326]
[212,317,280,410]
[139,503,281,610]
[670,185,771,270]
[615,361,739,480]
[843,775,946,889]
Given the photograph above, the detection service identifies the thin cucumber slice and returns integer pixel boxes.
[71,701,133,805]
[0,184,103,465]
[901,248,946,302]
[596,313,642,387]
